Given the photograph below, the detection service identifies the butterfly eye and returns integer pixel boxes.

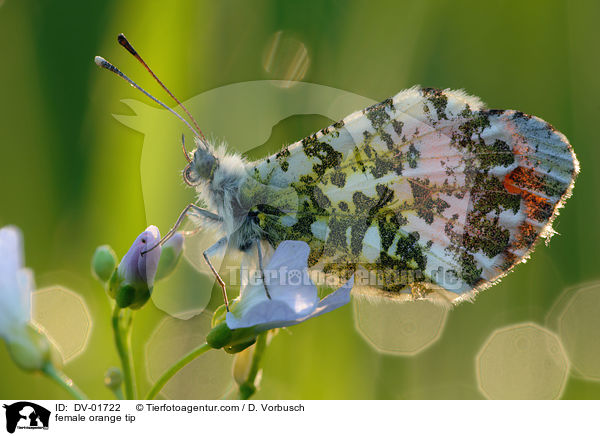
[183,163,201,186]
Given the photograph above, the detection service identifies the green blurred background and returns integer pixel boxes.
[1,0,599,399]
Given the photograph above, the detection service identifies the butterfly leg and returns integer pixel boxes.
[143,203,222,254]
[256,241,272,300]
[203,237,230,311]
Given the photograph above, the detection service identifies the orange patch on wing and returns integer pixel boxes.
[503,166,553,222]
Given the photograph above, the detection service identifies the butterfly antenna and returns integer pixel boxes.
[117,34,207,144]
[181,134,189,164]
[94,56,193,163]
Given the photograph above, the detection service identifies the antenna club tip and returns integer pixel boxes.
[94,56,118,74]
[117,33,138,56]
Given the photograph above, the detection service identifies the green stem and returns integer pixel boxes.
[43,363,88,400]
[239,332,268,400]
[112,306,136,399]
[111,387,124,400]
[145,342,212,400]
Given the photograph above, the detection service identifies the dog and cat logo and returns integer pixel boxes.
[2,402,50,433]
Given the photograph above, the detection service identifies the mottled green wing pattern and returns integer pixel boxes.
[242,87,578,304]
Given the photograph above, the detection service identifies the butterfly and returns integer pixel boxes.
[96,35,579,309]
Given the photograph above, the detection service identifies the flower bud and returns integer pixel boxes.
[206,319,261,351]
[232,343,255,386]
[104,367,123,390]
[206,322,233,349]
[155,233,184,281]
[5,324,52,372]
[108,226,161,310]
[232,335,268,400]
[224,339,256,354]
[91,245,117,283]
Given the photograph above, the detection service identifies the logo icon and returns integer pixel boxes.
[3,402,50,433]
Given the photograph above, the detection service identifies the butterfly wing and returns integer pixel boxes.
[244,87,579,303]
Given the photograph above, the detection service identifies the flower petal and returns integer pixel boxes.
[119,225,161,287]
[262,240,310,275]
[225,237,356,334]
[227,241,320,329]
[0,226,29,337]
[139,226,161,288]
[225,299,298,331]
[226,275,354,332]
[260,240,318,312]
[296,275,354,322]
[0,226,23,297]
[15,269,34,325]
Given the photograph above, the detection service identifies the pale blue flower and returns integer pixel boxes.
[0,226,32,341]
[225,240,354,332]
[0,225,51,371]
[109,226,161,309]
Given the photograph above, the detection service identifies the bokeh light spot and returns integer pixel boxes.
[476,322,569,399]
[353,298,448,356]
[556,282,600,380]
[151,220,235,320]
[403,382,484,400]
[181,220,228,276]
[32,286,91,363]
[263,31,310,88]
[545,282,581,331]
[145,312,233,399]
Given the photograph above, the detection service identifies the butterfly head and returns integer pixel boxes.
[183,137,218,186]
